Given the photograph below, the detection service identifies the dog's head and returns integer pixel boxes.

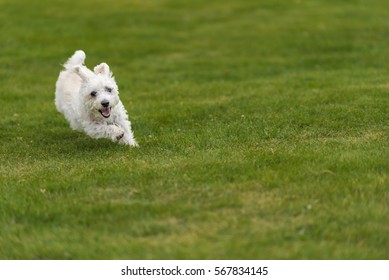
[73,63,120,119]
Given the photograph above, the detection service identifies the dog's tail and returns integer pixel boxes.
[64,50,86,69]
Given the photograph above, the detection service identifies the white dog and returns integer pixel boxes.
[55,50,138,146]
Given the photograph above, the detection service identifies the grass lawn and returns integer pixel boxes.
[1,0,388,259]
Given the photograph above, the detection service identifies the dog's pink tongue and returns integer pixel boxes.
[102,107,111,117]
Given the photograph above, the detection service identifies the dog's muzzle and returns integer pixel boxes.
[99,107,111,118]
[99,99,111,118]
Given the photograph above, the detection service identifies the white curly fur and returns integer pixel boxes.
[55,50,138,146]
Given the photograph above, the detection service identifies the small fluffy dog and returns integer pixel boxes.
[55,50,138,146]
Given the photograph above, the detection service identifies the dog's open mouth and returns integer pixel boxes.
[99,107,111,118]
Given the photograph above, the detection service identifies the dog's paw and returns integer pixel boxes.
[108,125,125,141]
[116,131,124,140]
[119,137,139,147]
[115,128,125,140]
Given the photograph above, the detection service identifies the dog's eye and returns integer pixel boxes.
[105,87,112,93]
[90,91,97,97]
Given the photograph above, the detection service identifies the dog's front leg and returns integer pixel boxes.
[114,119,138,147]
[83,122,125,142]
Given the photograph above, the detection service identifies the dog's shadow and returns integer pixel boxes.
[35,117,127,158]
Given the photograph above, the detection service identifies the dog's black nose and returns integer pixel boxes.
[101,100,110,108]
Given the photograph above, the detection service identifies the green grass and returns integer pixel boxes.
[1,0,389,259]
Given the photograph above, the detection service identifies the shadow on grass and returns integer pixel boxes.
[4,132,139,166]
[54,131,112,149]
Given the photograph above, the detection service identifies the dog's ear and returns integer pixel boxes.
[94,63,112,77]
[73,66,91,82]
